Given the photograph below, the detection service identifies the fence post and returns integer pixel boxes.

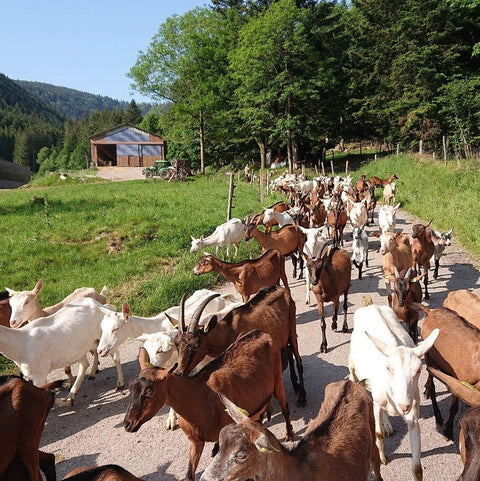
[321,161,325,176]
[330,160,335,176]
[396,143,400,155]
[260,168,264,204]
[374,154,377,162]
[443,136,447,165]
[226,172,235,221]
[345,160,349,174]
[266,170,270,196]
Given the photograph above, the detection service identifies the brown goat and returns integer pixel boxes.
[0,291,10,328]
[356,174,368,193]
[308,199,326,228]
[192,249,288,302]
[411,220,434,299]
[255,201,289,233]
[200,380,382,481]
[364,184,377,225]
[63,465,143,480]
[174,285,306,406]
[0,375,65,481]
[422,308,480,440]
[327,198,347,247]
[443,290,480,329]
[306,246,351,353]
[124,330,294,481]
[392,267,424,343]
[424,366,480,481]
[368,173,398,188]
[244,221,306,279]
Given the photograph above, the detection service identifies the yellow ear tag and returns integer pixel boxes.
[410,277,418,283]
[145,362,154,368]
[167,340,174,346]
[142,332,148,336]
[384,275,392,280]
[259,447,270,453]
[461,381,478,391]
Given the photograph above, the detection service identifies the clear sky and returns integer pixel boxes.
[1,1,207,103]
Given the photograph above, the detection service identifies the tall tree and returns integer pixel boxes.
[124,100,143,125]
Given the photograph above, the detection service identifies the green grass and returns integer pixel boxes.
[0,174,283,374]
[347,154,480,257]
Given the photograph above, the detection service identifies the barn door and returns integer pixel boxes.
[128,155,135,166]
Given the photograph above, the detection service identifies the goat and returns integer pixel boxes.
[6,279,108,383]
[421,308,480,440]
[0,290,10,327]
[429,227,453,279]
[244,221,306,279]
[349,304,439,481]
[124,330,294,481]
[364,184,377,225]
[262,208,294,228]
[378,203,400,234]
[63,465,143,480]
[190,218,247,259]
[356,174,369,193]
[391,267,424,343]
[201,381,383,481]
[308,200,327,228]
[305,245,351,353]
[174,285,306,406]
[254,202,290,233]
[0,297,124,406]
[351,226,369,280]
[369,173,398,189]
[327,197,347,247]
[373,231,412,307]
[443,289,480,329]
[383,181,396,205]
[193,250,289,302]
[300,226,329,304]
[411,220,434,299]
[0,375,65,481]
[348,199,368,229]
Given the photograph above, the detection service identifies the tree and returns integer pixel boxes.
[124,100,143,125]
[128,8,232,173]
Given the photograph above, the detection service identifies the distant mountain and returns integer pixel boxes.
[16,80,151,119]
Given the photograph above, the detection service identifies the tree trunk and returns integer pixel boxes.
[419,138,423,156]
[287,130,293,173]
[292,139,299,164]
[199,109,205,174]
[257,140,265,203]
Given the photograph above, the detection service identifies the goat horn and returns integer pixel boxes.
[180,293,188,333]
[189,293,220,333]
[426,219,433,227]
[427,366,480,408]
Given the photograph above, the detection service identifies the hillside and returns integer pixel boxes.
[0,73,63,166]
[16,80,151,119]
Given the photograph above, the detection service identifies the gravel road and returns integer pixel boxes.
[41,208,480,480]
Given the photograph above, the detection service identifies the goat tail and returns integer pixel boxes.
[362,295,373,307]
[42,379,69,393]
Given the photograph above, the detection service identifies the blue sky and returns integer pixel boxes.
[1,1,207,103]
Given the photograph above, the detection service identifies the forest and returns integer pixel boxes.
[1,0,479,174]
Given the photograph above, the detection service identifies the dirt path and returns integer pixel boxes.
[41,208,480,480]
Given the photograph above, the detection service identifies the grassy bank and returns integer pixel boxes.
[0,174,282,374]
[347,154,480,258]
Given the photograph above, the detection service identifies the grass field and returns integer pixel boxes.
[0,174,282,373]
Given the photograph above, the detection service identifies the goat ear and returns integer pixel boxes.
[254,433,281,454]
[122,303,131,321]
[204,315,217,334]
[191,235,195,241]
[413,328,439,358]
[5,287,16,297]
[32,278,44,295]
[200,235,204,242]
[448,226,454,234]
[219,393,249,423]
[138,347,152,371]
[365,332,395,357]
[165,312,179,329]
[136,333,149,343]
[393,202,401,211]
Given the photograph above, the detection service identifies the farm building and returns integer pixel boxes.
[90,124,165,167]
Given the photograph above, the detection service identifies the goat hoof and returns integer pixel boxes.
[165,419,178,431]
[88,375,96,381]
[331,322,337,331]
[285,430,294,442]
[342,325,349,334]
[443,429,454,441]
[115,384,125,391]
[320,344,328,353]
[296,395,307,408]
[55,397,73,407]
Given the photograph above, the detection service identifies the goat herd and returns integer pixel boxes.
[0,170,478,481]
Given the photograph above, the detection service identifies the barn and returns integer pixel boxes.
[90,124,165,167]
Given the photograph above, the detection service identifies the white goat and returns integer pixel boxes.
[429,227,453,279]
[351,226,369,280]
[262,208,294,228]
[349,304,439,481]
[383,181,396,204]
[190,218,247,259]
[300,226,329,305]
[348,199,368,229]
[0,297,123,406]
[378,203,401,234]
[97,289,239,360]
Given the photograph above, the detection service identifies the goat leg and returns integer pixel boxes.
[433,258,439,279]
[318,301,328,353]
[444,395,459,441]
[286,345,300,395]
[342,289,349,333]
[331,298,339,331]
[39,451,56,481]
[424,373,444,426]
[185,440,205,481]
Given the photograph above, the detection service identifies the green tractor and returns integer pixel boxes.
[142,160,175,179]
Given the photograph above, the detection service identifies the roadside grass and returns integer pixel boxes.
[0,174,283,374]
